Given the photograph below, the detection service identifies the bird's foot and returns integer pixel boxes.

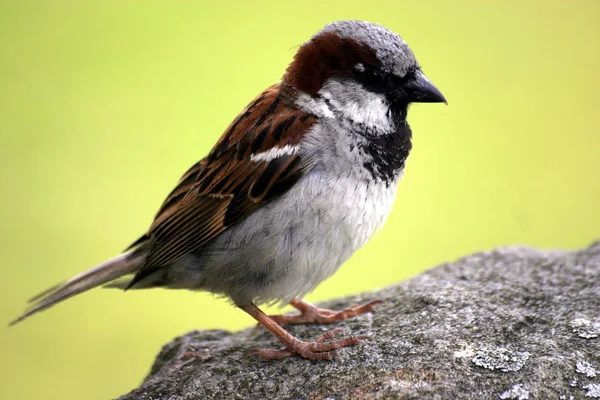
[269,298,384,325]
[246,328,372,361]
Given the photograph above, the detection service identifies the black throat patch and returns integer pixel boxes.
[357,114,412,184]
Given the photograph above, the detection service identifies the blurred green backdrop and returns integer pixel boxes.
[1,0,599,399]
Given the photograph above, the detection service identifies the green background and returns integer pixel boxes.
[1,1,599,399]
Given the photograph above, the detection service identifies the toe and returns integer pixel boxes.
[245,348,292,361]
[316,328,345,342]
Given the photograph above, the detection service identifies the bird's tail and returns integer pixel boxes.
[9,251,144,326]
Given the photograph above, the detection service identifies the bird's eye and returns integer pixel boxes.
[354,63,365,73]
[357,68,387,93]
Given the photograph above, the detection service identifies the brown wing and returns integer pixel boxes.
[126,85,316,288]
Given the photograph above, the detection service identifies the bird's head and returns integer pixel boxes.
[283,20,446,130]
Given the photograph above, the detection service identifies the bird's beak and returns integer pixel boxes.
[405,70,447,104]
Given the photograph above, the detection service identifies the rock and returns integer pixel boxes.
[119,241,600,400]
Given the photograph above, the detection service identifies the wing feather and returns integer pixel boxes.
[126,85,316,288]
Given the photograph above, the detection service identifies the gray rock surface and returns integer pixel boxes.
[120,241,600,400]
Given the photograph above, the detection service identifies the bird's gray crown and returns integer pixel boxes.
[320,20,418,78]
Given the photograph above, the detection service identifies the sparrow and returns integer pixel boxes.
[11,20,446,361]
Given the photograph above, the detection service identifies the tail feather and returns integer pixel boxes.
[27,282,63,303]
[102,275,135,290]
[10,251,144,326]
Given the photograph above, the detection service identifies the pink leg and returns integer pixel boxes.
[243,303,371,361]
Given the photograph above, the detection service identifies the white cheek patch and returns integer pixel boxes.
[319,79,394,133]
[250,144,299,162]
[295,93,335,119]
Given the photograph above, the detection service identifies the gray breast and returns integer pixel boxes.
[171,166,398,306]
[167,121,402,306]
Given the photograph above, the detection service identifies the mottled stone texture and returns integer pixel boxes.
[120,241,600,400]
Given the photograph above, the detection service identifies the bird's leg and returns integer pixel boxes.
[243,303,371,361]
[268,297,384,325]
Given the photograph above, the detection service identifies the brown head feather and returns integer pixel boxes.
[283,32,381,97]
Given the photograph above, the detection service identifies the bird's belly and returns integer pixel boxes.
[178,171,399,305]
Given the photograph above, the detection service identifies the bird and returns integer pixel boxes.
[10,20,446,361]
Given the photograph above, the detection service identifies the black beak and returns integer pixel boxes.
[404,70,447,104]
